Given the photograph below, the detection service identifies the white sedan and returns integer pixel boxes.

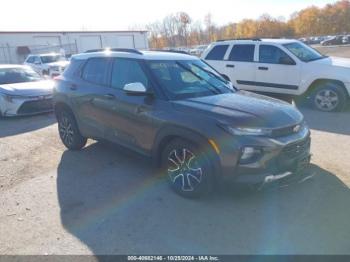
[0,65,55,117]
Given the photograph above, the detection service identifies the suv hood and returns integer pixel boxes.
[0,80,54,96]
[311,56,350,68]
[174,91,303,129]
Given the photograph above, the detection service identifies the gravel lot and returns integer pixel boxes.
[314,44,350,58]
[1,47,350,255]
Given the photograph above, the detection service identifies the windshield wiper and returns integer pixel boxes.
[175,62,222,94]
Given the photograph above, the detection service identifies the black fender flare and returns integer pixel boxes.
[152,125,222,178]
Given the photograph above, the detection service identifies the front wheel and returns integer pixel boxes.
[57,110,87,150]
[161,139,213,198]
[311,82,347,112]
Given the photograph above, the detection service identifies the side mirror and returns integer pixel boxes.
[123,82,151,96]
[279,57,296,65]
[34,61,41,65]
[220,74,231,82]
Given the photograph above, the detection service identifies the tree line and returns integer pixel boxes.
[147,0,350,48]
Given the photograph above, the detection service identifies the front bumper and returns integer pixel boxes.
[0,94,53,117]
[217,125,311,185]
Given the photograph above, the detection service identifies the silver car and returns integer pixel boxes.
[0,65,54,117]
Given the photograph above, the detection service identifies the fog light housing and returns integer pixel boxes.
[239,147,262,164]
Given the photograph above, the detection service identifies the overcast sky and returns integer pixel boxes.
[1,0,338,31]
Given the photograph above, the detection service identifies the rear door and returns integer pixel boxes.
[225,44,257,90]
[254,44,301,95]
[72,57,113,138]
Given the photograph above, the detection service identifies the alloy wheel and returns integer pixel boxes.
[167,148,203,192]
[59,115,74,146]
[314,89,339,111]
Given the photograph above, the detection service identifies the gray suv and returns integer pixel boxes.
[53,49,311,198]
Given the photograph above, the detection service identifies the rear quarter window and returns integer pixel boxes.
[81,58,109,85]
[63,58,84,78]
[205,45,229,60]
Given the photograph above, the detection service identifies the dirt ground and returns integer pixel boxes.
[315,44,350,58]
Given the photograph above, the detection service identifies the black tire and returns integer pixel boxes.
[311,82,347,112]
[161,138,213,198]
[57,109,87,150]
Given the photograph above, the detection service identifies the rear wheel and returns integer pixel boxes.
[311,82,347,112]
[57,110,87,150]
[161,139,213,198]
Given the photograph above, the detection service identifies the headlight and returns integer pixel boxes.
[1,93,16,103]
[1,93,33,103]
[223,126,272,136]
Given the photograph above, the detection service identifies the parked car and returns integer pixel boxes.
[202,38,350,112]
[24,53,69,78]
[0,65,54,117]
[53,49,311,198]
[342,35,350,44]
[189,45,208,56]
[321,35,344,46]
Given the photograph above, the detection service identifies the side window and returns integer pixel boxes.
[228,44,255,62]
[205,45,229,60]
[111,59,149,90]
[259,45,295,64]
[33,56,41,64]
[26,56,34,63]
[82,58,109,85]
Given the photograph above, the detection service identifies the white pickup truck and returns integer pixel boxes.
[201,38,350,112]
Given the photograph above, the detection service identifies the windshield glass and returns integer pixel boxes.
[283,42,326,62]
[40,55,65,64]
[147,59,233,100]
[0,67,42,84]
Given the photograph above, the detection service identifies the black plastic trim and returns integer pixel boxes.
[237,80,299,90]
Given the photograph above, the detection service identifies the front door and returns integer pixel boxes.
[101,58,156,153]
[254,44,301,95]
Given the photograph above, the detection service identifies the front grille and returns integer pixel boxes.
[281,137,311,158]
[17,99,53,114]
[271,137,311,173]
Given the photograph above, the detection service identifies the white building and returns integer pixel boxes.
[0,30,149,64]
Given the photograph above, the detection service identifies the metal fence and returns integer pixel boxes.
[0,42,78,64]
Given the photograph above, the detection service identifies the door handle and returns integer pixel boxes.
[226,64,235,68]
[258,66,269,71]
[103,94,115,99]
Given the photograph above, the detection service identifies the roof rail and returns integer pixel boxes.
[84,48,143,55]
[216,38,262,42]
[152,49,190,55]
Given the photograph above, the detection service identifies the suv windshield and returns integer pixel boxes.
[0,67,42,84]
[283,42,327,62]
[40,55,65,64]
[147,59,233,100]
